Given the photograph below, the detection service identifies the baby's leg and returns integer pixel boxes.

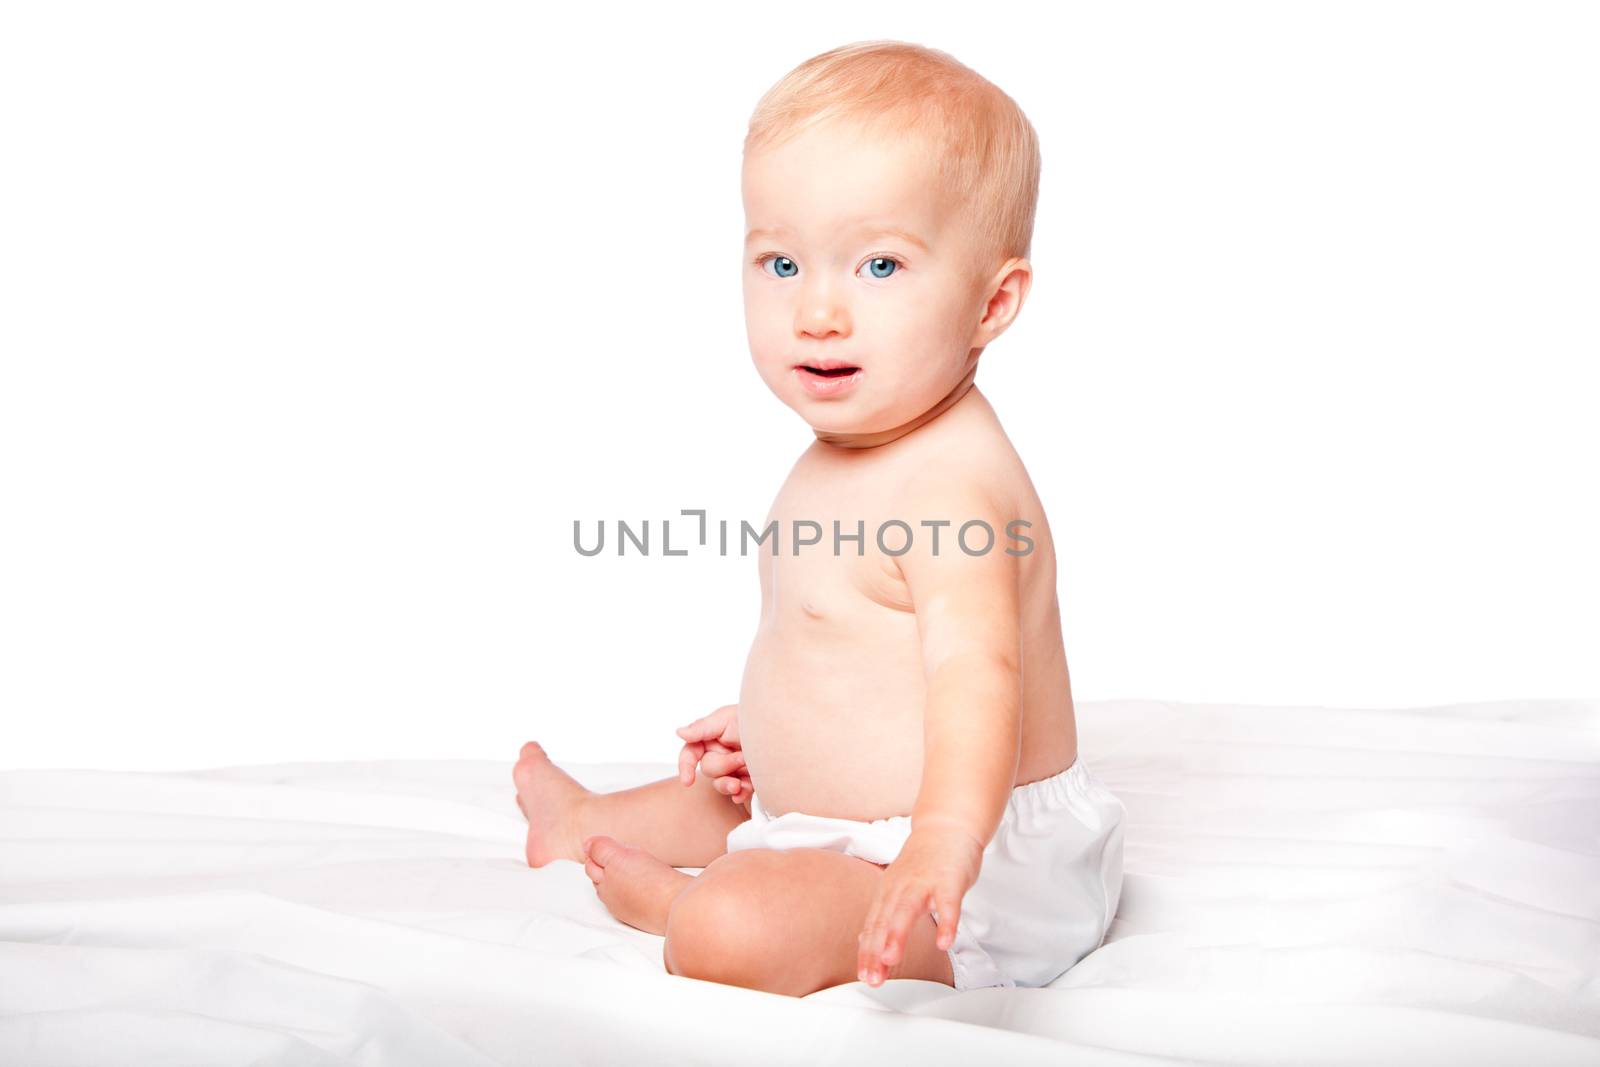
[663,847,954,996]
[513,741,749,869]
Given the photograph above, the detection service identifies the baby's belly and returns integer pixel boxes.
[736,617,928,821]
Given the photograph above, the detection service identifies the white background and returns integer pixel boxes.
[2,1,1595,771]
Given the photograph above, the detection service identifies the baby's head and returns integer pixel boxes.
[741,41,1040,443]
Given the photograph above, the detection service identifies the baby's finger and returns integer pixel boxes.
[877,893,923,970]
[857,910,883,983]
[859,890,900,984]
[934,892,962,951]
[699,747,745,780]
[856,887,890,977]
[677,742,704,786]
[675,713,720,742]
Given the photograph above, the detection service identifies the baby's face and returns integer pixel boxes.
[742,120,993,436]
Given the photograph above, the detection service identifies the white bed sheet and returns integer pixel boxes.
[2,699,1597,1066]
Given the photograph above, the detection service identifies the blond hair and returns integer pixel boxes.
[744,40,1041,268]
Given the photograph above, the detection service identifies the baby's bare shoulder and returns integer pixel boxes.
[894,425,1031,512]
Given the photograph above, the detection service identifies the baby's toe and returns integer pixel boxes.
[583,834,627,869]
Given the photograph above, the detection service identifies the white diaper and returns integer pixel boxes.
[723,756,1126,990]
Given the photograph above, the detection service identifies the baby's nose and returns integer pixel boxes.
[797,304,848,339]
[794,279,849,339]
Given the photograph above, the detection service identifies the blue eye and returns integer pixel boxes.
[861,257,899,279]
[762,256,799,278]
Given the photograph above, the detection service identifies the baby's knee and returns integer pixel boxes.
[663,850,781,983]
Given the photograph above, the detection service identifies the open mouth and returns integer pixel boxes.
[799,365,860,378]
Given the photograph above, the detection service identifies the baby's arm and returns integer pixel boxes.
[857,482,1023,985]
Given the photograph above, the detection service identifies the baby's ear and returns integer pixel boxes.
[973,256,1033,345]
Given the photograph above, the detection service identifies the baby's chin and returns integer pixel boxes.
[799,409,861,433]
[785,393,865,424]
[797,407,905,436]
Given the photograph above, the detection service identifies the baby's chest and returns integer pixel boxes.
[759,461,923,621]
[760,530,912,622]
[757,492,914,620]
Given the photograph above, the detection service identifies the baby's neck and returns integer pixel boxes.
[812,362,979,450]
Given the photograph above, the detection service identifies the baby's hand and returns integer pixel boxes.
[857,826,984,987]
[675,703,752,805]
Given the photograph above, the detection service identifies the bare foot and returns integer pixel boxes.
[582,835,693,936]
[512,741,590,868]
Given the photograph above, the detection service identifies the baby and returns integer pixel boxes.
[514,40,1126,996]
